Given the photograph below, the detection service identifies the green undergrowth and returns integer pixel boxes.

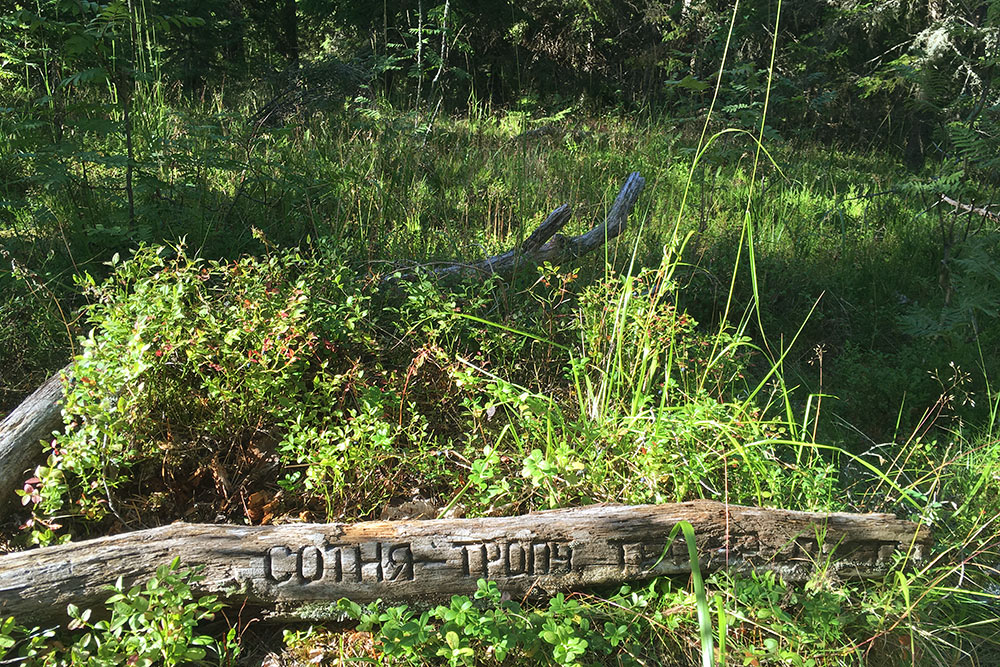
[292,567,1000,666]
[3,104,1000,661]
[3,0,1000,663]
[0,559,236,666]
[21,238,800,540]
[4,40,1000,667]
[8,230,1000,663]
[5,103,999,444]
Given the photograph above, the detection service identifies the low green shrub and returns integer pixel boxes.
[0,559,235,666]
[26,234,771,541]
[29,240,377,538]
[336,579,696,667]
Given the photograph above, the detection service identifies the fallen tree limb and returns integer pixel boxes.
[395,171,645,282]
[0,365,69,509]
[940,194,1000,222]
[0,500,931,623]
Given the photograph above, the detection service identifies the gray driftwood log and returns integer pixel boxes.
[0,500,931,622]
[394,171,645,282]
[0,366,68,508]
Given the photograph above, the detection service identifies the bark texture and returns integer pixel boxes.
[0,500,931,622]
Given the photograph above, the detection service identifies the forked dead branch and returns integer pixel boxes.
[391,171,646,282]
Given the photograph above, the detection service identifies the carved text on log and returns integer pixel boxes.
[455,539,573,579]
[0,502,933,623]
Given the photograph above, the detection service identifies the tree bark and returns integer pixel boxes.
[278,0,299,72]
[393,171,645,282]
[0,501,931,623]
[0,366,68,508]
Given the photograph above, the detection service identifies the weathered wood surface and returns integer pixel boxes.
[0,501,931,622]
[0,366,68,509]
[394,171,645,282]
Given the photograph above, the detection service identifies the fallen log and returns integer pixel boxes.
[0,500,931,623]
[394,171,645,282]
[0,365,69,509]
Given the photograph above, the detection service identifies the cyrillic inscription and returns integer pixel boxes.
[611,538,685,572]
[263,543,414,584]
[455,540,573,578]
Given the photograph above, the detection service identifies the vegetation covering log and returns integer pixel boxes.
[0,500,930,623]
[397,172,645,282]
[0,174,646,513]
[0,365,69,509]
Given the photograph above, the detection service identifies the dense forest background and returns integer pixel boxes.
[1,0,1000,664]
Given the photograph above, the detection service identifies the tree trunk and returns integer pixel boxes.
[279,0,299,72]
[0,366,68,508]
[0,501,931,623]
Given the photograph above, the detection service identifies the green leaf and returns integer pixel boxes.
[666,75,710,92]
